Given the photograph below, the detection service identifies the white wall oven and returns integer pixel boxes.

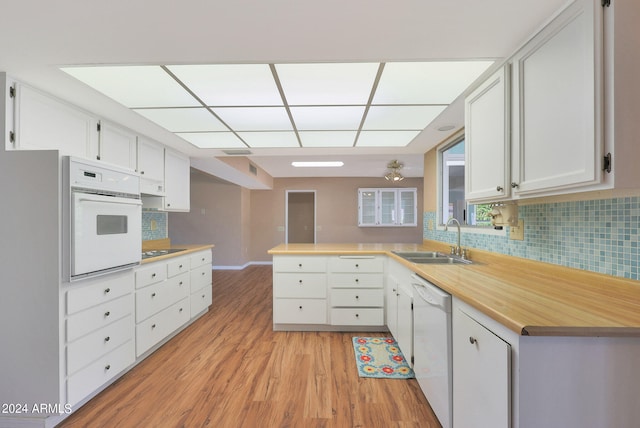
[66,157,141,281]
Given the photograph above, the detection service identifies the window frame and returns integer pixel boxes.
[436,130,506,236]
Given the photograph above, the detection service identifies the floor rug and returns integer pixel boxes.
[352,337,414,379]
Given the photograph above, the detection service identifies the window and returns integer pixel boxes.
[439,136,492,227]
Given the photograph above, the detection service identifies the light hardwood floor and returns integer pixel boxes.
[59,265,441,427]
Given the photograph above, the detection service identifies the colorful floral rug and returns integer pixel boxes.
[352,337,414,379]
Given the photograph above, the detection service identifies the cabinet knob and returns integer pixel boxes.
[179,264,183,268]
[355,295,359,299]
[179,308,183,312]
[151,292,156,297]
[355,264,359,268]
[104,336,110,342]
[104,288,111,294]
[179,281,183,286]
[140,171,145,175]
[105,364,110,371]
[104,311,110,317]
[298,305,303,310]
[355,313,360,318]
[298,263,303,268]
[152,273,156,278]
[469,336,477,345]
[496,186,503,192]
[511,182,519,188]
[299,279,303,284]
[152,324,156,329]
[355,278,359,283]
[202,294,205,298]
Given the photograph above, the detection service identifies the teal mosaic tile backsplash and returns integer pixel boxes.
[424,196,640,280]
[142,211,168,241]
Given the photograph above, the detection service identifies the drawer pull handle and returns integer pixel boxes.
[355,278,359,282]
[105,364,111,371]
[104,311,110,317]
[104,288,111,294]
[355,264,359,268]
[355,295,359,299]
[151,292,156,297]
[298,263,303,268]
[104,336,110,342]
[152,324,156,329]
[469,337,477,345]
[355,313,359,318]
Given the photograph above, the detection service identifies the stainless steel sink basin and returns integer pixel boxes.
[392,251,472,265]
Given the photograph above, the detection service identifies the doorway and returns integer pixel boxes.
[286,190,316,244]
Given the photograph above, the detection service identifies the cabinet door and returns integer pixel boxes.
[453,309,511,428]
[164,149,190,211]
[137,137,165,183]
[511,0,603,196]
[379,190,397,225]
[13,83,97,157]
[398,189,417,226]
[358,189,377,226]
[386,275,399,338]
[97,121,137,170]
[465,66,510,202]
[396,286,413,365]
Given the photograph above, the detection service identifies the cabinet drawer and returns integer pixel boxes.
[273,256,327,273]
[330,308,384,326]
[329,256,384,273]
[190,264,211,292]
[67,341,134,406]
[67,294,133,342]
[67,315,134,375]
[274,273,326,298]
[136,272,190,322]
[167,256,190,278]
[273,299,327,324]
[135,263,167,289]
[191,284,212,316]
[66,272,134,315]
[330,289,384,307]
[329,273,384,288]
[136,297,190,357]
[190,250,212,268]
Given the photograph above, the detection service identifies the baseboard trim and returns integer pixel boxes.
[213,261,273,270]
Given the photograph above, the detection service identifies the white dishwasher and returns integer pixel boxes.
[412,273,452,428]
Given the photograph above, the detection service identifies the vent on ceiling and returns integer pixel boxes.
[223,149,252,155]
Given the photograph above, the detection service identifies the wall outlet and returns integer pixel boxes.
[428,219,434,230]
[150,219,157,231]
[510,219,524,241]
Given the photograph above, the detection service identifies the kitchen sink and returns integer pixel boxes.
[392,251,472,265]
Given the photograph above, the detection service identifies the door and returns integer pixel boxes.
[286,191,315,244]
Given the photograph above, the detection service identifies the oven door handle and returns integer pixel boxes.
[76,193,142,206]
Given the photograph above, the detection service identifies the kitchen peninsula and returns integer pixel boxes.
[269,241,640,427]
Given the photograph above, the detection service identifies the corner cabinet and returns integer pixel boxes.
[358,188,417,227]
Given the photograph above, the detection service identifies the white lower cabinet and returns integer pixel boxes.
[65,271,136,406]
[386,258,414,364]
[134,249,212,357]
[453,304,511,428]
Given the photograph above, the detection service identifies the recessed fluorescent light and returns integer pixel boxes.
[291,161,344,167]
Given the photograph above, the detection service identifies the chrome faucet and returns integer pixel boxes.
[445,217,462,257]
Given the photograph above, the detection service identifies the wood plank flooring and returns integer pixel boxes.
[59,265,441,427]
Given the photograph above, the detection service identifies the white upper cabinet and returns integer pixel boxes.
[10,82,97,157]
[137,137,165,195]
[510,0,603,197]
[164,149,190,211]
[94,121,137,170]
[464,0,617,203]
[358,188,417,227]
[464,66,510,203]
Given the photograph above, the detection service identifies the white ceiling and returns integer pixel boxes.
[0,0,569,186]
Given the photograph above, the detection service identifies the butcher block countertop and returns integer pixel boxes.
[141,238,214,264]
[268,241,640,337]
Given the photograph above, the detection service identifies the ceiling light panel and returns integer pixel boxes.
[275,63,379,105]
[289,106,366,130]
[363,105,446,130]
[61,66,200,108]
[167,64,283,106]
[298,131,357,147]
[212,107,293,131]
[357,130,421,147]
[176,132,246,149]
[237,131,300,148]
[373,61,494,104]
[134,107,228,132]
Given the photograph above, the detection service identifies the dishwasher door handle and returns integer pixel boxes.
[412,283,440,307]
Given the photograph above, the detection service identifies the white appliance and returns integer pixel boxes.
[412,273,453,428]
[67,157,142,280]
